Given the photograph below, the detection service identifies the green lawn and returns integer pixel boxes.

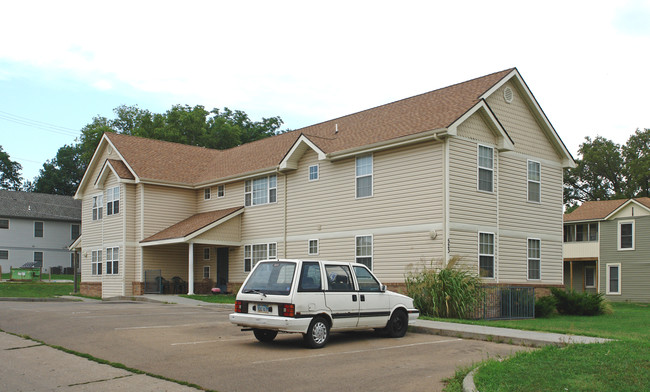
[180,294,236,304]
[1,273,74,281]
[441,303,650,392]
[0,281,74,297]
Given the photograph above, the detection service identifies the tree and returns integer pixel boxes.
[0,145,23,190]
[622,128,650,197]
[564,136,626,207]
[33,144,85,196]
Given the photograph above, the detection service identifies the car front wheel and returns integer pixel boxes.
[303,316,329,348]
[386,309,408,338]
[253,329,278,343]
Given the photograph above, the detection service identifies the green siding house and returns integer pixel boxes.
[564,198,650,303]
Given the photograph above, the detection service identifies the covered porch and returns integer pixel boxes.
[563,258,598,294]
[138,207,243,295]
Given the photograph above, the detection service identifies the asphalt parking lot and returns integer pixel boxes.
[0,301,529,391]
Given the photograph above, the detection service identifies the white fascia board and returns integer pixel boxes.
[481,69,576,168]
[69,235,82,250]
[447,101,514,151]
[604,199,650,220]
[328,128,448,161]
[279,134,327,171]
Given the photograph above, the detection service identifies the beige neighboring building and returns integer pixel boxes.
[73,68,575,298]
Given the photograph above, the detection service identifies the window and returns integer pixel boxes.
[204,188,211,200]
[585,266,596,288]
[33,251,43,268]
[106,247,119,275]
[244,243,277,272]
[0,250,8,260]
[563,225,574,242]
[478,145,494,192]
[0,219,8,229]
[606,263,621,295]
[106,186,120,216]
[565,223,599,243]
[354,266,381,292]
[308,239,319,255]
[355,154,373,198]
[245,175,277,206]
[575,224,587,242]
[92,250,102,275]
[92,195,103,220]
[298,262,322,291]
[217,185,225,198]
[589,223,598,241]
[527,160,541,202]
[527,239,541,280]
[325,265,354,291]
[203,248,210,260]
[619,221,634,250]
[34,221,43,238]
[479,232,495,278]
[309,165,319,181]
[71,224,80,241]
[203,266,210,279]
[355,235,373,269]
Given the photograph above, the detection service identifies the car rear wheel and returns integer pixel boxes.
[386,309,408,338]
[253,329,278,343]
[303,316,329,348]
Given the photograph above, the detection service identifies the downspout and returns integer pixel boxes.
[283,171,288,258]
[495,149,500,283]
[444,135,450,265]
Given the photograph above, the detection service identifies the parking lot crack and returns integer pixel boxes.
[67,374,133,387]
[5,344,44,350]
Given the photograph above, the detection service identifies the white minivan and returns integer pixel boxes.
[229,259,419,348]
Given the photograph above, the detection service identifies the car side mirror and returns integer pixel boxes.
[380,284,386,292]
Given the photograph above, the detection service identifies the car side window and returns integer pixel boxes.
[298,262,322,292]
[353,266,381,292]
[325,265,354,291]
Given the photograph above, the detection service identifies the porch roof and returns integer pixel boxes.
[140,206,244,246]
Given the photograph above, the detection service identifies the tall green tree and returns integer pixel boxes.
[0,145,23,190]
[622,128,650,197]
[33,144,85,196]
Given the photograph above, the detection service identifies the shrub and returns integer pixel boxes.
[535,295,557,318]
[405,256,484,319]
[551,287,606,316]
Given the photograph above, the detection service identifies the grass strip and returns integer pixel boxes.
[180,294,236,304]
[0,328,217,392]
[0,282,73,298]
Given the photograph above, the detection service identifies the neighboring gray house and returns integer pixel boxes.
[563,197,650,303]
[0,190,81,273]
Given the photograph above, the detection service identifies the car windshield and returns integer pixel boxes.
[243,262,296,295]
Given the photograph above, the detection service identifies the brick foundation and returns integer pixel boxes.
[80,282,102,298]
[132,282,144,296]
[194,279,214,294]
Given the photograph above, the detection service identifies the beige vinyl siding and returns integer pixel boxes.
[240,178,285,241]
[102,174,122,244]
[142,244,191,280]
[134,183,144,281]
[499,235,562,284]
[142,184,195,238]
[193,215,242,243]
[102,275,124,297]
[457,112,497,145]
[123,183,137,291]
[197,182,244,213]
[193,245,214,281]
[448,137,497,227]
[447,229,480,274]
[486,81,561,162]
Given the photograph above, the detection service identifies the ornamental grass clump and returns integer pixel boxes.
[405,256,484,319]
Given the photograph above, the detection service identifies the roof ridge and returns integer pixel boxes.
[106,132,222,154]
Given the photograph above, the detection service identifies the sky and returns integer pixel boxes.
[1,0,649,182]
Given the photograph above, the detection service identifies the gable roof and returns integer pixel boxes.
[77,68,573,195]
[0,190,81,222]
[564,197,650,222]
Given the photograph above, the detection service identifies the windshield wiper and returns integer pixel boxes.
[243,289,267,297]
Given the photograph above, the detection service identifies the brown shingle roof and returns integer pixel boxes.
[141,206,243,243]
[105,68,514,185]
[107,159,135,180]
[564,197,650,221]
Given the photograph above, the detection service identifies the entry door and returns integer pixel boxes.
[216,248,229,290]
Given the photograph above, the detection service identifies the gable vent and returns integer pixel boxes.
[503,87,514,103]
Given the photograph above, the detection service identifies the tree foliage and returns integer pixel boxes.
[0,145,23,190]
[564,129,650,207]
[33,105,284,196]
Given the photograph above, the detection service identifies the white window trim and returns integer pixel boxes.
[527,238,541,281]
[204,187,211,200]
[606,263,621,295]
[106,186,120,216]
[0,249,8,260]
[355,234,373,270]
[33,251,44,267]
[355,154,373,199]
[203,247,211,260]
[309,164,319,181]
[308,239,319,255]
[584,266,596,288]
[34,221,44,238]
[527,160,541,204]
[92,193,104,221]
[243,242,278,272]
[477,144,494,193]
[244,175,278,207]
[91,249,102,276]
[203,265,210,279]
[478,231,495,279]
[0,218,9,229]
[217,184,225,198]
[617,220,635,250]
[105,246,119,275]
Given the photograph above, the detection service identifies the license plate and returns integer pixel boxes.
[257,304,270,313]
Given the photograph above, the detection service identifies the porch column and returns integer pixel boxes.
[570,261,574,290]
[188,243,195,295]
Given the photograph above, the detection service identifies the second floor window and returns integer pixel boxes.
[92,195,103,220]
[564,223,598,242]
[0,219,8,229]
[245,175,277,206]
[619,221,634,250]
[309,165,319,181]
[204,188,211,200]
[106,187,120,216]
[478,145,493,192]
[528,160,541,202]
[356,154,373,198]
[34,221,44,238]
[217,185,225,198]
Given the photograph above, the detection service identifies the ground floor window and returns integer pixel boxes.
[585,266,596,288]
[244,243,277,272]
[308,239,319,255]
[355,235,373,269]
[0,250,8,260]
[33,251,43,268]
[92,250,102,275]
[478,232,494,278]
[606,263,621,295]
[203,266,210,279]
[106,247,119,275]
[527,239,541,280]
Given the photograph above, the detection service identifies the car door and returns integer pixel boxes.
[353,266,390,328]
[323,264,359,329]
